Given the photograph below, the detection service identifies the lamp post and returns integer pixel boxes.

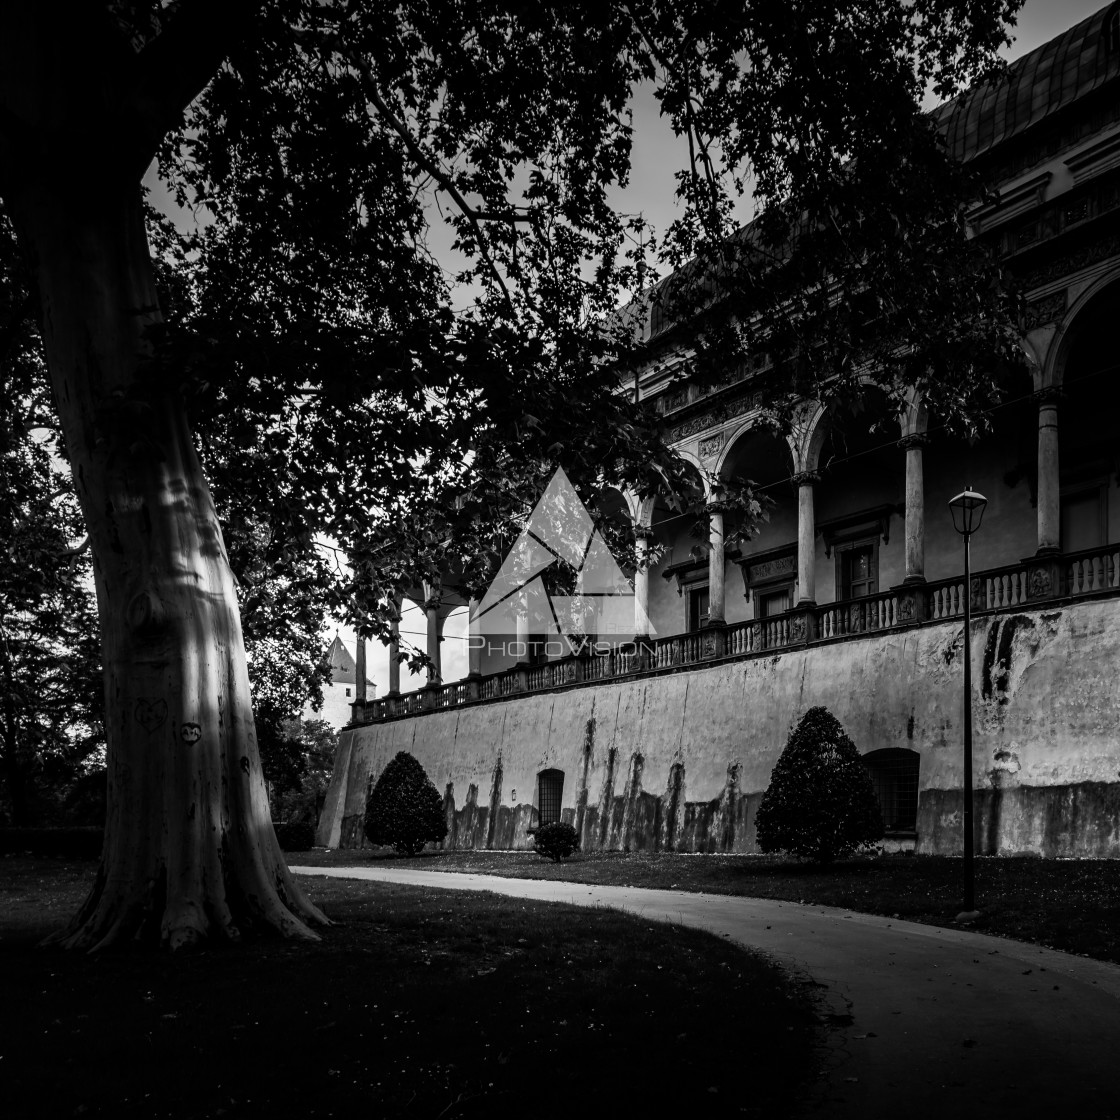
[949,486,987,918]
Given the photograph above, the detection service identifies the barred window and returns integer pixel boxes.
[537,769,565,826]
[863,748,920,834]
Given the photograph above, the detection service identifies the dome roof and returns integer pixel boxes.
[935,3,1120,163]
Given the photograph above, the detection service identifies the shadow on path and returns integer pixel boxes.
[292,866,1120,1120]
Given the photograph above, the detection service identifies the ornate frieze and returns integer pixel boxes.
[670,389,765,443]
[1012,230,1120,294]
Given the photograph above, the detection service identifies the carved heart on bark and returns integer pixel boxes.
[180,722,202,743]
[134,698,168,732]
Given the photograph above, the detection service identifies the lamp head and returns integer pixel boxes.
[949,486,988,536]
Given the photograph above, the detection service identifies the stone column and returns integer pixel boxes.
[633,532,651,638]
[425,602,442,685]
[387,611,401,696]
[353,635,367,724]
[515,590,530,690]
[707,505,725,625]
[467,597,483,675]
[354,637,367,703]
[1037,388,1061,555]
[792,472,819,604]
[900,435,927,583]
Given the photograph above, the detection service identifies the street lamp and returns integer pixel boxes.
[948,485,987,919]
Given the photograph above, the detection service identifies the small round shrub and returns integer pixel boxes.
[364,751,448,856]
[755,706,883,863]
[533,821,580,863]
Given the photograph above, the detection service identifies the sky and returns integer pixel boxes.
[143,0,1110,699]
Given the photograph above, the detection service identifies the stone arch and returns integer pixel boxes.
[790,400,829,474]
[1046,266,1120,391]
[716,417,795,484]
[899,388,929,440]
[674,446,711,495]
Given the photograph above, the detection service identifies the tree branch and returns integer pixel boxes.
[128,0,263,175]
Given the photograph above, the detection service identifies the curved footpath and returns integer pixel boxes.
[291,866,1120,1119]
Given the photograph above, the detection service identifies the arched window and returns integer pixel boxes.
[537,769,565,826]
[862,748,920,834]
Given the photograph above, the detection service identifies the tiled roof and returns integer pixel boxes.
[326,634,357,684]
[935,3,1120,162]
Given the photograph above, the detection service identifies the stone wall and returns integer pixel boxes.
[318,597,1120,857]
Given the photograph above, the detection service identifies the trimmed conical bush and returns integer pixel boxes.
[364,751,448,856]
[755,707,883,862]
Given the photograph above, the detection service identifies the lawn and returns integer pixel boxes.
[294,847,1120,965]
[0,857,817,1119]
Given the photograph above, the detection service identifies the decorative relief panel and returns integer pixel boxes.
[748,555,797,583]
[1022,290,1067,329]
[698,432,726,460]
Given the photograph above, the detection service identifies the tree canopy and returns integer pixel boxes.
[150,0,1024,624]
[0,0,1023,948]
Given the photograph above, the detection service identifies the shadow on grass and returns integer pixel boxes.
[0,858,818,1119]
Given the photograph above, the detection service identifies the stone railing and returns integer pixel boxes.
[354,541,1120,725]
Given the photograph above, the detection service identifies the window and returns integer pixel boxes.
[863,749,920,834]
[345,687,352,697]
[537,769,565,826]
[688,584,710,631]
[740,547,798,621]
[836,539,878,601]
[757,583,793,619]
[1061,484,1107,552]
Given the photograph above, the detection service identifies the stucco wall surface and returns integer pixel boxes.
[318,597,1120,857]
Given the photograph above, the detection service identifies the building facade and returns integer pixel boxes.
[320,6,1120,857]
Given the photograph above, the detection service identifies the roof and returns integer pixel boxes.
[629,6,1120,345]
[936,3,1120,163]
[325,635,372,687]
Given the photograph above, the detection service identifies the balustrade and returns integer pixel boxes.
[1067,545,1120,596]
[817,590,899,639]
[351,542,1120,725]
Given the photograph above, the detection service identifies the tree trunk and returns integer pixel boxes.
[9,180,326,950]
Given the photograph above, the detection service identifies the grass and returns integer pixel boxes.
[0,856,818,1119]
[294,847,1120,965]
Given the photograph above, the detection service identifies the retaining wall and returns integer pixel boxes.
[317,597,1120,857]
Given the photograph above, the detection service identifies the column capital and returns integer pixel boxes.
[898,434,930,451]
[791,470,821,487]
[1036,385,1064,406]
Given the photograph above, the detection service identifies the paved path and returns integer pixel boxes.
[291,866,1120,1119]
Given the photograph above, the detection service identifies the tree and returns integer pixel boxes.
[0,1,1018,949]
[755,707,883,863]
[0,213,103,827]
[364,751,448,857]
[264,719,338,827]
